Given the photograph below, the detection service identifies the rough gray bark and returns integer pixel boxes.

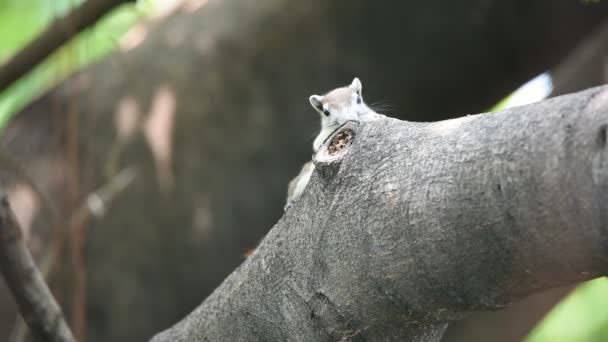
[3,1,608,341]
[444,20,608,342]
[152,85,608,342]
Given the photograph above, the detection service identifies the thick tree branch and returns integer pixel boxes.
[151,85,608,342]
[0,193,75,342]
[0,0,133,94]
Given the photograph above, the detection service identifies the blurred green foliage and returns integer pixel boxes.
[0,0,158,132]
[526,278,608,342]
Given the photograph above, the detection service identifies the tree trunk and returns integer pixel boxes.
[151,85,608,341]
[2,1,607,341]
[445,20,608,342]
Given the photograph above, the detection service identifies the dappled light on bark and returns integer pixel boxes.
[144,85,177,192]
[120,25,149,52]
[115,95,142,140]
[7,185,39,242]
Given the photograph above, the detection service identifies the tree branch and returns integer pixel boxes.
[8,166,135,342]
[151,85,608,342]
[0,193,75,342]
[0,0,134,94]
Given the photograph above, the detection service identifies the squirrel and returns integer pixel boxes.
[310,77,384,152]
[284,77,385,211]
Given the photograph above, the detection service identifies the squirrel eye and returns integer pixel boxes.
[356,97,362,104]
[323,109,331,116]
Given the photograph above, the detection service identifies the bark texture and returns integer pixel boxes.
[2,1,608,341]
[152,86,608,341]
[445,20,608,342]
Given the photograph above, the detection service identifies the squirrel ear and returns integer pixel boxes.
[350,77,362,94]
[309,95,323,110]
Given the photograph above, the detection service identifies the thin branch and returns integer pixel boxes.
[0,152,63,342]
[72,166,137,225]
[8,166,136,342]
[0,192,75,342]
[0,0,134,94]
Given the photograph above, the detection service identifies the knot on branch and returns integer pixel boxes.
[313,121,358,180]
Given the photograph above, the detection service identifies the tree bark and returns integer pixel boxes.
[444,20,608,342]
[151,85,608,341]
[2,1,608,341]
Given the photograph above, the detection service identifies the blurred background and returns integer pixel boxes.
[0,0,607,341]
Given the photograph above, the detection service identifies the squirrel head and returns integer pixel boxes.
[309,77,371,129]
